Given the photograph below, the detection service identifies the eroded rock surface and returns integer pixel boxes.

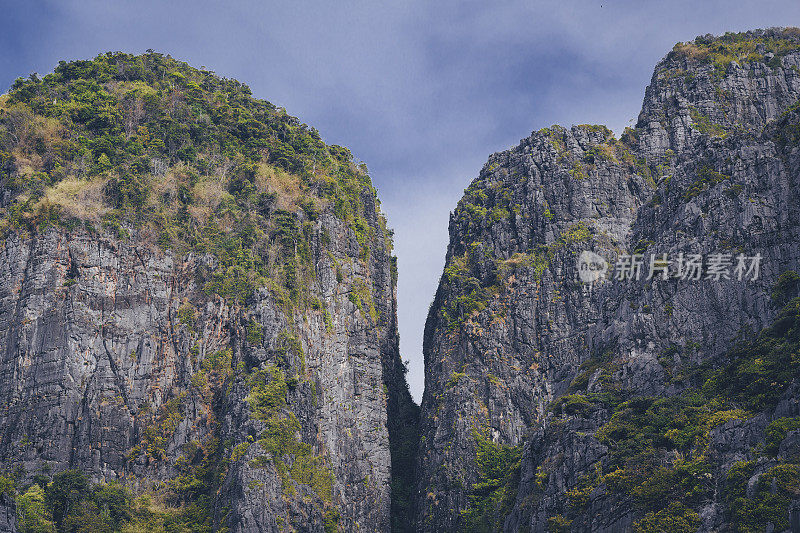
[415,28,800,532]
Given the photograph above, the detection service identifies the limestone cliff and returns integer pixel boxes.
[415,28,800,532]
[0,52,417,533]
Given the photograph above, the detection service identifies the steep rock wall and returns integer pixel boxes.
[415,28,800,532]
[0,51,417,533]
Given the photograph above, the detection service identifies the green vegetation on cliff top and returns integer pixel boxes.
[670,27,800,76]
[0,51,391,305]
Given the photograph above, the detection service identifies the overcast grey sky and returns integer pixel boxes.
[3,1,800,401]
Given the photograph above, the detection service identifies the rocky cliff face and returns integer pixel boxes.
[4,28,800,533]
[0,495,15,533]
[0,213,396,532]
[415,28,800,532]
[0,52,416,532]
[414,123,650,531]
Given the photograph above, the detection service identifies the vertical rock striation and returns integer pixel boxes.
[0,52,417,532]
[415,28,800,532]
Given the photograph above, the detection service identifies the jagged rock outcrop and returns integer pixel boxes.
[414,123,651,531]
[214,206,406,532]
[0,52,417,532]
[415,28,800,532]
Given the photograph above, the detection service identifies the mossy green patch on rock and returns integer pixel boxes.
[245,364,335,512]
[461,427,521,533]
[670,28,800,78]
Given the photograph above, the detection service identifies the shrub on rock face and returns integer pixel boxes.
[772,270,800,304]
[728,464,800,532]
[461,429,521,532]
[16,483,56,533]
[764,417,800,456]
[634,502,700,533]
[45,470,90,531]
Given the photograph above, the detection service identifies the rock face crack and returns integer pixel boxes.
[101,330,133,417]
[413,29,800,533]
[0,185,416,533]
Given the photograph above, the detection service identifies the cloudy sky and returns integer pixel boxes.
[3,1,799,401]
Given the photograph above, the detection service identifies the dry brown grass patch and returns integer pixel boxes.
[672,42,710,61]
[32,116,64,146]
[40,175,109,222]
[255,163,303,211]
[190,178,229,222]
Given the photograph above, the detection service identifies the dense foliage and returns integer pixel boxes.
[1,468,226,533]
[559,297,800,532]
[0,51,389,306]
